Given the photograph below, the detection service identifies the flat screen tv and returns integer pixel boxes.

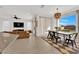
[14,22,24,28]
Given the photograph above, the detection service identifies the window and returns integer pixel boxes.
[59,15,76,32]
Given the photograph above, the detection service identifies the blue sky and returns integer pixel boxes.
[59,15,76,26]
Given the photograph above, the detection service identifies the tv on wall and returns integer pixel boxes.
[13,22,24,28]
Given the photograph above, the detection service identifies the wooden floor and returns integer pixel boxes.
[3,35,61,54]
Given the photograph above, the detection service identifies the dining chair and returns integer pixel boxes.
[64,33,78,48]
[53,31,61,44]
[47,31,54,39]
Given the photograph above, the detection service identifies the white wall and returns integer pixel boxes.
[51,17,57,30]
[0,20,3,32]
[0,19,33,32]
[2,21,12,31]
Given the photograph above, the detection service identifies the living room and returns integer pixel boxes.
[0,5,79,54]
[0,0,79,59]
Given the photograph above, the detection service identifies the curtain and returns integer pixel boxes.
[36,16,51,37]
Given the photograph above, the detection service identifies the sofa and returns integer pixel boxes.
[3,29,30,39]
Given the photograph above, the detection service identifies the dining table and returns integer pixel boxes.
[47,30,76,44]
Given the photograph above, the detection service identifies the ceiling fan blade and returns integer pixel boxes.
[13,15,21,19]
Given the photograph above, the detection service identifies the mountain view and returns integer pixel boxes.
[59,15,76,31]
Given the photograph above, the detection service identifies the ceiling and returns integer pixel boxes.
[0,5,79,20]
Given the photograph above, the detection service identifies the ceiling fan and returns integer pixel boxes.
[13,15,21,19]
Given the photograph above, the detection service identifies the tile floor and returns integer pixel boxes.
[3,35,61,54]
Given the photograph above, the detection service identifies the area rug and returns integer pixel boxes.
[41,37,79,54]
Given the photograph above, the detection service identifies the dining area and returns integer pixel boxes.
[40,29,79,54]
[41,11,79,53]
[44,7,79,50]
[47,30,78,48]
